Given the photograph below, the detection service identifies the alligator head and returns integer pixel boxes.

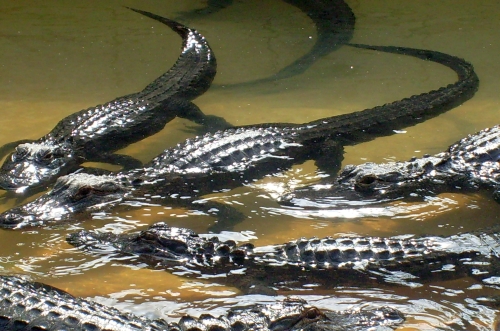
[68,223,199,256]
[279,155,451,208]
[0,172,126,229]
[281,125,500,209]
[68,222,251,265]
[0,142,76,192]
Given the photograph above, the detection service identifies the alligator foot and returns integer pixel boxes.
[173,98,233,133]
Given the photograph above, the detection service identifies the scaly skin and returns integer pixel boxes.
[67,222,500,291]
[279,125,500,209]
[0,44,479,229]
[0,8,230,193]
[0,276,404,331]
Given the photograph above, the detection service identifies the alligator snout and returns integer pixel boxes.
[0,212,28,229]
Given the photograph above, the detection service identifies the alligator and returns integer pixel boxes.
[0,43,479,230]
[177,0,355,87]
[0,8,231,193]
[278,124,500,209]
[0,275,405,331]
[67,222,500,292]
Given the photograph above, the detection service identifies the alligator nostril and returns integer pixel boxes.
[0,212,24,227]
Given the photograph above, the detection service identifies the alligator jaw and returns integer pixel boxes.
[0,173,126,229]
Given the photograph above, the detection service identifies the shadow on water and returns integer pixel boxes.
[0,0,499,329]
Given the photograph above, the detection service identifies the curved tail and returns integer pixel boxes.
[125,7,217,101]
[300,43,479,144]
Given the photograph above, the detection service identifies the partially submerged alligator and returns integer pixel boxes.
[0,43,479,229]
[0,8,230,193]
[279,125,500,209]
[68,222,500,292]
[0,275,404,330]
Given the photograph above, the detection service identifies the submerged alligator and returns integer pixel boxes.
[67,222,500,292]
[279,125,500,209]
[0,8,230,193]
[177,0,355,87]
[0,43,479,230]
[0,275,405,331]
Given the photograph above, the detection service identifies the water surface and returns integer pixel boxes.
[0,1,499,329]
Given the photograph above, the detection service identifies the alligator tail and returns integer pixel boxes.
[300,43,479,145]
[347,43,474,81]
[125,7,217,100]
[125,7,193,41]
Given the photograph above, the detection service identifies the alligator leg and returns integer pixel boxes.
[311,137,345,175]
[172,98,233,133]
[0,139,35,161]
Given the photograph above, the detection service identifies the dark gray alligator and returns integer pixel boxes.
[279,125,500,209]
[0,275,404,331]
[0,44,479,230]
[0,8,230,193]
[67,222,500,292]
[177,0,355,87]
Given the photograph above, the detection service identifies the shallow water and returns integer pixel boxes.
[0,0,499,329]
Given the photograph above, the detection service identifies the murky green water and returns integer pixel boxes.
[0,0,499,329]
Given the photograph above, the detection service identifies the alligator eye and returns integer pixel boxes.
[354,174,378,192]
[302,307,323,320]
[138,231,158,242]
[36,149,56,164]
[71,186,93,202]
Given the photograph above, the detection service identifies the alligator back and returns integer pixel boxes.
[145,44,479,178]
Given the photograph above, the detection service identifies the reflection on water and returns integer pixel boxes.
[0,0,500,329]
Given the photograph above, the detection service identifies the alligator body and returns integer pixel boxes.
[0,275,404,331]
[0,8,230,193]
[68,222,500,291]
[279,125,500,209]
[0,44,479,229]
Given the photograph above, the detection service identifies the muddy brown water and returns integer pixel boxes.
[0,1,499,329]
